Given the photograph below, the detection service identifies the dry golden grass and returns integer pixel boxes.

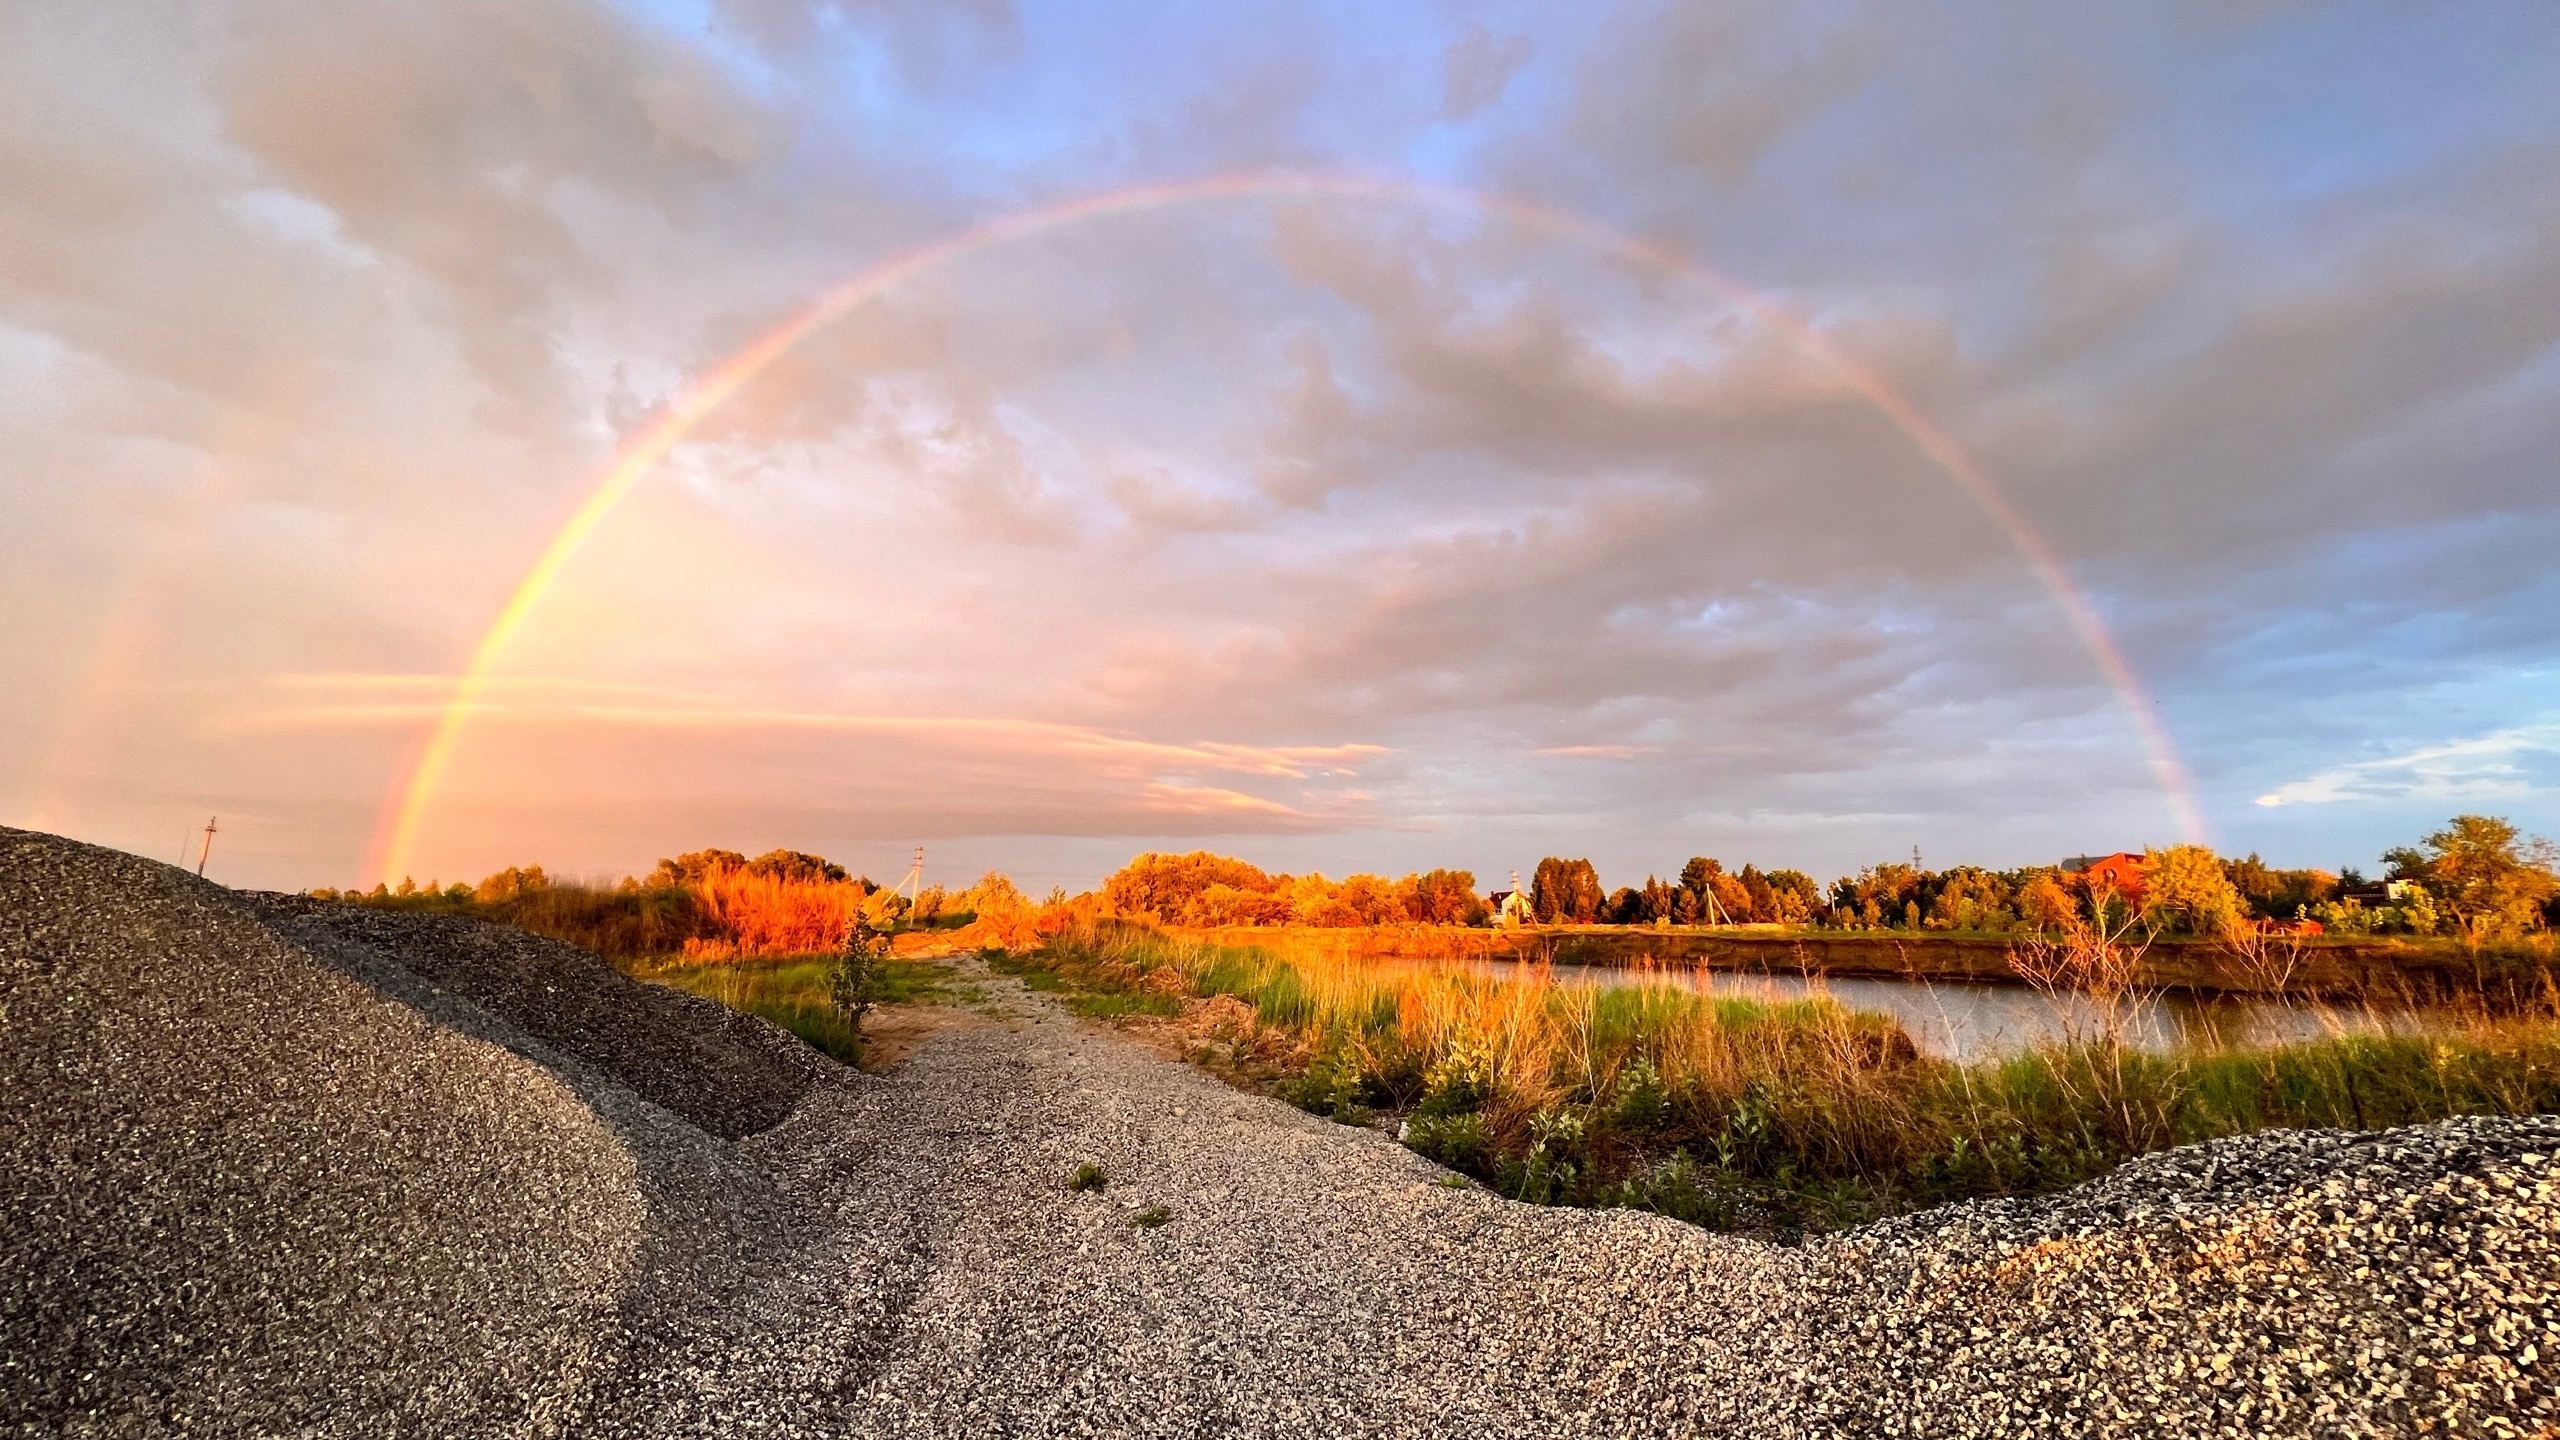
[1014,919,2560,1232]
[677,869,872,961]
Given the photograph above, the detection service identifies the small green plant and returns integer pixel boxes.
[1282,1047,1377,1124]
[828,918,888,1037]
[1069,992,1181,1019]
[1402,1111,1491,1172]
[1066,1162,1108,1193]
[1132,1204,1172,1228]
[1434,1173,1470,1189]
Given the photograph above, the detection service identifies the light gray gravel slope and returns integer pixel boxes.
[622,954,2558,1440]
[6,826,2554,1438]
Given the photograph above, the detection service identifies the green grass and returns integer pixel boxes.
[1068,992,1182,1019]
[1066,1162,1108,1193]
[998,919,2560,1236]
[1132,1204,1173,1228]
[637,953,963,1065]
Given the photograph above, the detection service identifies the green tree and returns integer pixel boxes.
[1531,857,1604,924]
[1927,867,2015,931]
[745,849,849,884]
[2141,845,2244,937]
[1400,869,1486,925]
[957,871,1029,918]
[1104,851,1278,922]
[2016,871,2078,932]
[648,849,748,887]
[473,865,550,903]
[2389,815,2559,945]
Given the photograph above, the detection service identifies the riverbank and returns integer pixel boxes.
[1165,921,2556,1000]
[1017,921,2560,1233]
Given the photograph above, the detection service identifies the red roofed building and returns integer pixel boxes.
[2062,851,2152,902]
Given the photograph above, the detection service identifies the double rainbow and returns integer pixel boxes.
[369,170,2204,881]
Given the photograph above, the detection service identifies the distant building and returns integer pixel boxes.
[2062,851,2152,900]
[1488,872,1536,926]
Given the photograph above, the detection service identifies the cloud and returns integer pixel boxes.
[2255,720,2560,809]
[1560,0,1883,190]
[8,0,2557,890]
[1442,23,1534,122]
[1532,745,1661,759]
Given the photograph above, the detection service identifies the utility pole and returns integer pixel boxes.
[898,846,924,904]
[195,816,218,878]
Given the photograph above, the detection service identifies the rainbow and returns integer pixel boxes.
[368,170,2207,882]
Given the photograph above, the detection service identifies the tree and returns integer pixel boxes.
[1104,851,1277,922]
[1192,883,1293,926]
[1833,863,1923,930]
[2017,871,2078,932]
[1400,869,1486,925]
[2140,845,2243,938]
[474,865,550,903]
[1331,873,1404,925]
[649,849,749,888]
[1530,857,1605,924]
[2394,815,2560,946]
[960,870,1029,918]
[745,849,849,884]
[1927,867,2015,932]
[1676,857,1722,917]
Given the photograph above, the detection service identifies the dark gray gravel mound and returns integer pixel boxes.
[253,896,825,1139]
[0,828,646,1436]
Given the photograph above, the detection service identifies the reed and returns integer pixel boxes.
[678,868,872,960]
[1016,919,2560,1233]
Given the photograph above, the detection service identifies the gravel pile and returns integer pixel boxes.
[0,829,813,1437]
[6,825,2553,1437]
[0,829,647,1435]
[253,896,824,1138]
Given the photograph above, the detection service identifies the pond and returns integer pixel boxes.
[1475,960,2434,1062]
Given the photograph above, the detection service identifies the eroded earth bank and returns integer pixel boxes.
[3,827,2552,1438]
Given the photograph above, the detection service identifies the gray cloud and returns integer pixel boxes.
[6,0,2554,888]
[1442,22,1534,122]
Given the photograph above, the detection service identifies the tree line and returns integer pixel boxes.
[1522,815,2558,943]
[320,813,2557,954]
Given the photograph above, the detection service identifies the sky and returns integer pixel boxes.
[4,0,2557,895]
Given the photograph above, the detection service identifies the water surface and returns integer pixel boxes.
[1472,960,2432,1062]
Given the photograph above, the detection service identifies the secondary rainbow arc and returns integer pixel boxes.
[369,169,2206,882]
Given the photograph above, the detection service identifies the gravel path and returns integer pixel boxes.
[6,826,2555,1437]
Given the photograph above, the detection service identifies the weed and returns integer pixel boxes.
[996,916,2560,1236]
[1066,1162,1108,1194]
[1069,992,1181,1019]
[1132,1205,1173,1228]
[636,954,961,1065]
